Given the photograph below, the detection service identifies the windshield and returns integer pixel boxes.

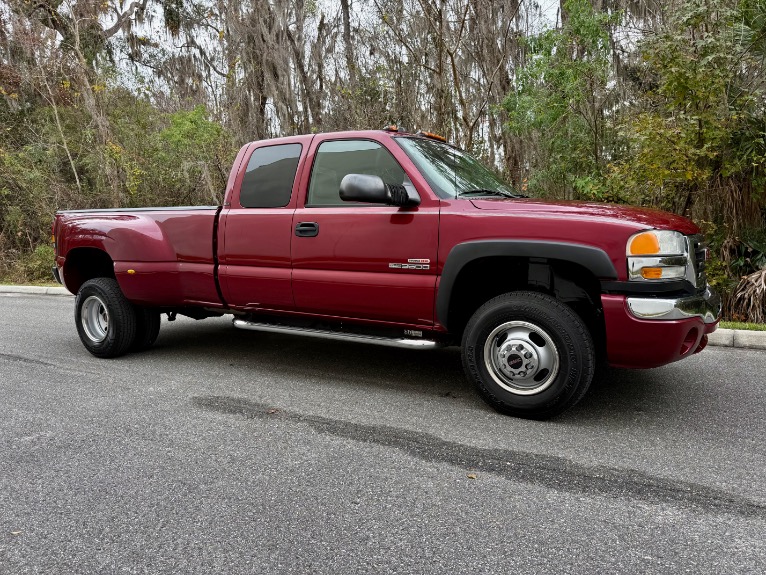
[395,136,521,199]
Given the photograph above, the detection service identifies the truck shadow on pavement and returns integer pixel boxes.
[150,317,476,399]
[142,316,709,425]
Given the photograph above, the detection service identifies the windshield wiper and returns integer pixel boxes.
[457,189,519,198]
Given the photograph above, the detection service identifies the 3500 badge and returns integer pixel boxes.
[389,258,430,270]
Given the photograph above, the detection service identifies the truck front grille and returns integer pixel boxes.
[688,234,707,289]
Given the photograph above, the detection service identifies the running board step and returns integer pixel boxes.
[232,319,444,350]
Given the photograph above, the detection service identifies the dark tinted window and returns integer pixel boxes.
[307,140,408,206]
[240,144,302,208]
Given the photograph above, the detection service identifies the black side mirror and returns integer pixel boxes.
[339,174,420,207]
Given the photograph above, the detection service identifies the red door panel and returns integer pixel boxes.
[218,210,294,309]
[290,135,440,328]
[217,137,312,311]
[291,207,439,325]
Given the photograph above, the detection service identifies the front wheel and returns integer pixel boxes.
[461,291,594,420]
[75,278,137,358]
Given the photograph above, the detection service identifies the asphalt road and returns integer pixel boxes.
[1,293,765,574]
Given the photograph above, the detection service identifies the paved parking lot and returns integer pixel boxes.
[2,293,765,573]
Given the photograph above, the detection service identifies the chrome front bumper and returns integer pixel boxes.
[627,285,721,323]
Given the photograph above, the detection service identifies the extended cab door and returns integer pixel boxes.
[291,135,439,327]
[218,137,312,310]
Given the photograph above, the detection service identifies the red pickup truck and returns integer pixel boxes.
[53,128,721,419]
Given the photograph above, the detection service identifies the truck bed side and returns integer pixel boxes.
[55,206,223,307]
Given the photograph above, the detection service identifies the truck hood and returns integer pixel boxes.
[469,198,700,235]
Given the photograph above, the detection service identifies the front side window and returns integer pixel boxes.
[307,140,409,206]
[395,137,520,199]
[240,143,302,208]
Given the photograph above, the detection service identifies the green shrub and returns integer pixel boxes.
[20,244,55,283]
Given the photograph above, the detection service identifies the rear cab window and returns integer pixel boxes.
[239,143,303,208]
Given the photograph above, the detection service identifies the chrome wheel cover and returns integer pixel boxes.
[81,295,109,343]
[483,321,560,395]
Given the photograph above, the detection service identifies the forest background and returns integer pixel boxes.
[1,0,765,321]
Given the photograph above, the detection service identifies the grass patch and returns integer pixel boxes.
[720,321,766,331]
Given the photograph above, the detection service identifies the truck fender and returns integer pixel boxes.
[436,240,618,330]
[61,214,178,263]
[59,216,179,297]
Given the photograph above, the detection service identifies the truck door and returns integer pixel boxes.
[218,139,309,310]
[291,137,439,327]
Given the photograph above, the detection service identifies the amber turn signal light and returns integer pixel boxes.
[640,267,663,279]
[629,232,660,255]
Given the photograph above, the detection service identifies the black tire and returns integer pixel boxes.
[131,307,161,352]
[75,278,137,358]
[461,291,594,420]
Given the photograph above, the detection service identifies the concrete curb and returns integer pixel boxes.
[707,328,766,350]
[0,285,72,296]
[1,285,765,350]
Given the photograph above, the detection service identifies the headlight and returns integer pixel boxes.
[626,230,690,282]
[627,230,686,256]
